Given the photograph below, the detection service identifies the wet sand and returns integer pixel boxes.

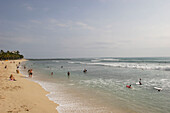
[0,59,58,113]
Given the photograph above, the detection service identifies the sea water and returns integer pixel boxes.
[20,57,170,113]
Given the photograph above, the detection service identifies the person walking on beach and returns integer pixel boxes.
[67,71,70,79]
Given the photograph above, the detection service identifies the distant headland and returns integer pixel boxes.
[0,50,24,60]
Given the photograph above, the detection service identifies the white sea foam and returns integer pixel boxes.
[91,58,120,62]
[52,60,59,63]
[68,60,170,71]
[90,62,170,71]
[68,61,75,64]
[32,80,110,113]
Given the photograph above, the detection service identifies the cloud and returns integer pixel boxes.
[48,18,69,28]
[43,8,49,12]
[23,4,33,11]
[76,22,95,30]
[46,18,95,31]
[30,20,42,24]
[0,32,34,44]
[26,6,33,11]
[99,0,111,3]
[56,23,68,27]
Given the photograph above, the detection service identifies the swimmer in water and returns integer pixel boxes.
[139,78,142,85]
[83,69,87,73]
[126,84,132,88]
[67,71,70,79]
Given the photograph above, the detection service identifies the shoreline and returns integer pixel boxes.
[0,59,58,113]
[23,59,136,113]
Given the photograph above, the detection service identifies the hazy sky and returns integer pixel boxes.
[1,0,170,58]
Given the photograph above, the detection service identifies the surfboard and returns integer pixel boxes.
[136,82,140,85]
[154,87,162,91]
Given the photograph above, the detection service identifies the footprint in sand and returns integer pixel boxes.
[2,86,10,90]
[21,105,29,111]
[13,86,21,89]
[2,86,21,91]
[7,110,19,113]
[0,95,5,99]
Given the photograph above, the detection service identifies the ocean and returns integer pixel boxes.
[20,57,170,113]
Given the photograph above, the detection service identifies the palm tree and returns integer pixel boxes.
[16,51,20,54]
[0,50,4,54]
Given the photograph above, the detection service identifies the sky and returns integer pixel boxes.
[1,0,170,58]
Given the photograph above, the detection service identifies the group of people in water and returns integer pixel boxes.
[126,78,161,92]
[67,68,87,79]
[126,78,142,88]
[50,66,87,79]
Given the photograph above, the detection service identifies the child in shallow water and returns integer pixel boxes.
[9,74,16,81]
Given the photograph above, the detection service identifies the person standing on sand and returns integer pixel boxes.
[67,71,70,79]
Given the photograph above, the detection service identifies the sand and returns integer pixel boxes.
[0,59,58,113]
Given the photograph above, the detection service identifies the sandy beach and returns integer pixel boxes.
[0,59,58,113]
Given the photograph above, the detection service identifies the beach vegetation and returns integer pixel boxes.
[0,50,24,60]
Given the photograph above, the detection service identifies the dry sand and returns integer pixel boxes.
[0,59,58,113]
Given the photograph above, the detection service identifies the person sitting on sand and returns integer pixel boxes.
[9,74,16,81]
[4,65,7,69]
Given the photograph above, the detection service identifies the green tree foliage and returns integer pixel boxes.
[0,50,24,60]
